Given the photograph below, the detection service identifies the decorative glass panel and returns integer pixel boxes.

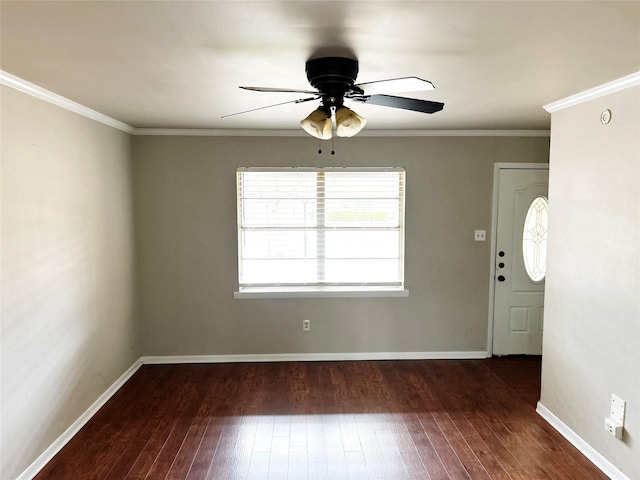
[522,196,549,282]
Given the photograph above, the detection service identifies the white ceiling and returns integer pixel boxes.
[1,1,639,132]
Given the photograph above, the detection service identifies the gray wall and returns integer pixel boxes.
[0,84,551,479]
[541,86,639,477]
[1,86,140,479]
[133,135,548,357]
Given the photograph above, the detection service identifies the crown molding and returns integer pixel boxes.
[0,70,135,134]
[1,70,550,137]
[132,128,550,137]
[544,71,640,113]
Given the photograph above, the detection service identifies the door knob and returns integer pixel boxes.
[498,275,506,282]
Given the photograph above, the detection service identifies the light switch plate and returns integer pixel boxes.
[474,230,486,241]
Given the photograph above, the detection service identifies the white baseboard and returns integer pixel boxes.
[536,402,630,480]
[140,351,488,364]
[16,359,143,480]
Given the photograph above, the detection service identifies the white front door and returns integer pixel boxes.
[492,167,549,355]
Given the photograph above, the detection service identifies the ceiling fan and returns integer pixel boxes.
[223,57,444,139]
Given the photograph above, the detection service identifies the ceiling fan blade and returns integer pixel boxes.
[351,77,435,96]
[352,94,444,114]
[240,86,319,94]
[221,96,318,119]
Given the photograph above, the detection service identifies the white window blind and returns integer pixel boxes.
[236,167,405,290]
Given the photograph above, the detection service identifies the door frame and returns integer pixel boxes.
[486,162,550,357]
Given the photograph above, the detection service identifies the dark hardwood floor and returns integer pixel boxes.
[35,358,607,480]
[483,356,543,408]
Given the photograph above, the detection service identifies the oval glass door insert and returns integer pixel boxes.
[522,196,549,282]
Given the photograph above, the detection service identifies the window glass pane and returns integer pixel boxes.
[324,259,401,283]
[522,196,548,282]
[241,230,317,259]
[324,171,402,227]
[325,199,400,227]
[242,199,317,227]
[240,259,317,284]
[237,168,405,288]
[242,172,317,198]
[241,172,317,227]
[324,231,399,259]
[325,172,401,198]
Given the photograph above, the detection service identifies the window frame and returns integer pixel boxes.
[234,167,409,299]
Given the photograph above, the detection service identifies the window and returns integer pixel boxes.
[522,195,548,282]
[235,167,407,298]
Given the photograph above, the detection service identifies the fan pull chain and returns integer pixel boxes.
[315,139,336,156]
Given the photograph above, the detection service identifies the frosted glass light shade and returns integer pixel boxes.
[300,109,332,139]
[335,107,367,137]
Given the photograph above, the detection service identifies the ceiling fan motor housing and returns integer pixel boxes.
[306,57,359,109]
[228,56,443,124]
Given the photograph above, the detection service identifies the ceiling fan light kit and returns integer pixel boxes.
[299,105,367,140]
[300,108,332,140]
[335,106,367,137]
[228,56,444,138]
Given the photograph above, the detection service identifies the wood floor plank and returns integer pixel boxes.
[35,366,175,480]
[165,365,232,477]
[288,444,309,480]
[34,357,609,480]
[401,413,447,480]
[463,433,512,480]
[184,417,224,480]
[483,356,542,407]
[124,367,205,480]
[418,411,472,479]
[463,411,525,476]
[206,416,255,480]
[432,411,491,480]
[185,365,239,480]
[481,412,574,480]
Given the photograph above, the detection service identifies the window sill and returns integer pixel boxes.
[234,286,410,299]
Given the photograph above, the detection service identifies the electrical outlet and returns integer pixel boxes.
[474,230,486,241]
[302,319,311,332]
[604,418,624,439]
